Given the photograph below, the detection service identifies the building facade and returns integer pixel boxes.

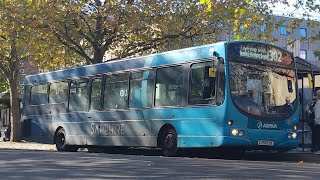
[218,16,320,67]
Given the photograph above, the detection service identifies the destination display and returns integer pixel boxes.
[227,42,293,65]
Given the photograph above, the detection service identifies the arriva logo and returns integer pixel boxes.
[257,122,277,129]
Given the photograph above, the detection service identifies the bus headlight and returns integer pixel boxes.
[291,132,297,139]
[238,130,244,136]
[231,129,239,136]
[293,125,298,131]
[228,120,233,126]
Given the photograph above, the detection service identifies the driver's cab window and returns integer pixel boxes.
[246,75,262,106]
[189,61,225,105]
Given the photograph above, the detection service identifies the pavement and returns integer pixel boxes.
[286,147,320,162]
[0,140,56,151]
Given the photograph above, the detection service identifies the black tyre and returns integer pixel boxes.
[55,128,78,152]
[162,128,178,157]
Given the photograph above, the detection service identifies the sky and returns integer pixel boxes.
[270,0,320,19]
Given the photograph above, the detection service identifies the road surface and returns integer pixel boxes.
[0,149,319,179]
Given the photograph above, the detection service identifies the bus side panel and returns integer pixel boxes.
[147,106,227,148]
[24,105,47,116]
[177,106,227,148]
[51,112,92,146]
[22,115,53,144]
[98,110,152,146]
[52,110,154,147]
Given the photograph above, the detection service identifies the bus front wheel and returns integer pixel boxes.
[162,128,178,157]
[55,128,78,152]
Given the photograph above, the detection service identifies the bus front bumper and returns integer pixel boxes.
[178,134,299,150]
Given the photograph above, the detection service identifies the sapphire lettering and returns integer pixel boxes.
[90,123,125,135]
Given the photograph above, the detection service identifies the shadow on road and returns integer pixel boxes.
[0,149,318,179]
[86,147,303,163]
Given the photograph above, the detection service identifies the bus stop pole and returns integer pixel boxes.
[301,79,305,152]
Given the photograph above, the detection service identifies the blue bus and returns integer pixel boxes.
[21,41,299,156]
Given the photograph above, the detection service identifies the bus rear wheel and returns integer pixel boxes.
[55,128,78,152]
[162,129,178,157]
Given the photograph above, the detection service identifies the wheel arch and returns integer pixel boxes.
[157,124,177,148]
[53,126,64,144]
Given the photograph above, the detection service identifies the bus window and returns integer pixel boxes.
[24,86,31,104]
[104,73,128,109]
[49,81,68,104]
[90,78,102,111]
[229,62,296,118]
[30,84,47,105]
[129,72,143,109]
[155,66,182,107]
[145,78,154,107]
[217,62,225,105]
[69,78,89,112]
[189,62,225,105]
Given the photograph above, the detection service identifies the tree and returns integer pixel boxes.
[0,0,31,141]
[0,0,79,142]
[47,0,281,64]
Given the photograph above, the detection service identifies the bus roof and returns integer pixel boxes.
[24,42,226,85]
[23,40,291,85]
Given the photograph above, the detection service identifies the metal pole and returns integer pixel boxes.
[301,78,305,151]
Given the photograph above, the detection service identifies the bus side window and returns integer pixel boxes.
[104,73,128,110]
[144,70,155,108]
[24,86,31,105]
[155,66,182,107]
[129,72,143,109]
[69,78,89,112]
[49,82,68,104]
[30,84,47,105]
[90,78,102,111]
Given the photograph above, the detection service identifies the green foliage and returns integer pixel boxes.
[0,77,8,93]
[314,50,320,58]
[48,0,294,64]
[0,0,78,141]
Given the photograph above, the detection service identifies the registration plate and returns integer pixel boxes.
[258,140,274,146]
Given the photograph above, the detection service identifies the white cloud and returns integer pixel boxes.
[269,0,320,20]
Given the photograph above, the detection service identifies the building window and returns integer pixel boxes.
[299,28,307,38]
[280,26,287,35]
[300,49,307,60]
[260,24,266,32]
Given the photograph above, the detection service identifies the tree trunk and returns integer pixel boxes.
[93,48,104,64]
[9,79,21,142]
